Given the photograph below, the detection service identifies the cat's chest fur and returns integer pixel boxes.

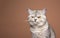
[30,22,49,38]
[30,22,48,33]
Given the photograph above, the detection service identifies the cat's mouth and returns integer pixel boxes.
[33,22,39,24]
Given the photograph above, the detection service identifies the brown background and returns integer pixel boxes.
[0,0,60,38]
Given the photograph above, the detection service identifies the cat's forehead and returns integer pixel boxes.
[28,8,46,15]
[31,10,40,14]
[29,13,41,17]
[30,10,42,15]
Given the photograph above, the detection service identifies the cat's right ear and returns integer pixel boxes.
[27,8,32,15]
[42,8,47,15]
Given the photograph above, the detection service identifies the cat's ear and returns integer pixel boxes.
[27,8,33,15]
[42,8,47,15]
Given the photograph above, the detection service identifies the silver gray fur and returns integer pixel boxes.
[27,8,56,38]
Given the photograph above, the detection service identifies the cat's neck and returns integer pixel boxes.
[30,21,49,29]
[30,21,49,33]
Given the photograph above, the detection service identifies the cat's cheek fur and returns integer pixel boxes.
[29,22,34,25]
[38,22,44,25]
[38,22,45,26]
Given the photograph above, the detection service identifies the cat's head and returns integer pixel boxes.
[27,8,47,26]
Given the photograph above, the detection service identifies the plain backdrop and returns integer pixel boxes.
[0,0,60,38]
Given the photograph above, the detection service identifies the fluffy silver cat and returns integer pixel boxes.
[27,8,55,38]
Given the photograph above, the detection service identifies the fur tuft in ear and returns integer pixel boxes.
[27,8,33,15]
[42,8,47,14]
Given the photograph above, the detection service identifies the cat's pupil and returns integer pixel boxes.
[38,16,41,18]
[31,16,34,18]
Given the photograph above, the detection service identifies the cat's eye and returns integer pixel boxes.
[38,16,41,18]
[31,16,34,18]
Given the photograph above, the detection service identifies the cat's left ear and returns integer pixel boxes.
[42,8,47,15]
[27,8,33,15]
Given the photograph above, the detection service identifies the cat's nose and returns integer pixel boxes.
[35,19,37,22]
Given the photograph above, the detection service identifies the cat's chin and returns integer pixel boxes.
[38,23,44,26]
[29,22,38,25]
[34,22,37,24]
[29,22,45,26]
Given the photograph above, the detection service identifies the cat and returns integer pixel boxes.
[27,8,56,38]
